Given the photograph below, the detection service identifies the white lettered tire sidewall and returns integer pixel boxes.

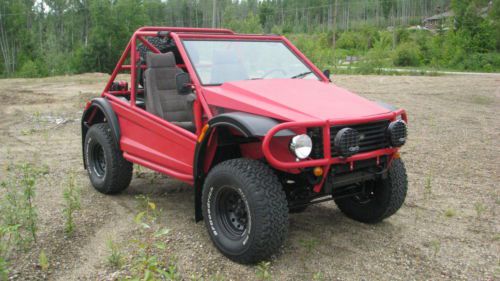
[205,180,253,256]
[201,158,289,264]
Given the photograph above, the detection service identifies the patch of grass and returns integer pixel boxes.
[444,208,456,218]
[106,240,123,269]
[430,240,441,257]
[162,260,181,281]
[470,95,493,105]
[134,164,146,178]
[38,249,49,271]
[424,173,432,200]
[255,261,271,281]
[21,128,36,135]
[63,172,81,236]
[312,271,325,281]
[299,238,319,254]
[21,164,38,244]
[492,234,500,242]
[474,202,486,219]
[208,273,225,281]
[0,255,8,281]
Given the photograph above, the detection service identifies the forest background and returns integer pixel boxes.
[0,0,499,78]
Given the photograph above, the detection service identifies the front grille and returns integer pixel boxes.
[330,120,390,157]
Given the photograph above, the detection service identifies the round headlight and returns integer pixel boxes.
[333,128,360,157]
[289,134,312,159]
[388,120,407,147]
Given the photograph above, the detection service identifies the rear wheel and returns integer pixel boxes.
[84,123,133,194]
[334,158,407,223]
[202,159,288,264]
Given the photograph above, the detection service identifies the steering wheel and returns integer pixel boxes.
[260,68,287,79]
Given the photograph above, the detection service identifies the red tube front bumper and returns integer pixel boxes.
[261,109,407,192]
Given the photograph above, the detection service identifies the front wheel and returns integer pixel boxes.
[334,158,408,223]
[202,159,288,264]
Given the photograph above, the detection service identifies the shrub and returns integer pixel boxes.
[18,60,40,78]
[337,32,361,50]
[393,43,422,67]
[462,53,500,72]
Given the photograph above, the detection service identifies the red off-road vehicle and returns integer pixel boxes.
[81,27,408,264]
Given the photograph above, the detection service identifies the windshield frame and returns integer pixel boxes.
[178,35,324,86]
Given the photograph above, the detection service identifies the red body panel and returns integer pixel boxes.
[203,79,391,121]
[108,97,196,183]
[94,27,407,193]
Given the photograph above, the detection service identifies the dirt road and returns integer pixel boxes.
[0,73,498,280]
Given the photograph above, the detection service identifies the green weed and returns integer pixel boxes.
[255,261,271,281]
[300,238,319,254]
[430,240,441,257]
[470,95,493,105]
[0,256,8,281]
[128,195,173,280]
[20,164,38,243]
[107,239,123,269]
[424,174,432,199]
[38,249,49,271]
[0,163,47,277]
[63,172,81,236]
[1,163,44,247]
[209,273,226,281]
[312,271,325,281]
[492,234,500,242]
[444,208,456,218]
[474,202,486,219]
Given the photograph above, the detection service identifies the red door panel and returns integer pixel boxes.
[110,100,196,184]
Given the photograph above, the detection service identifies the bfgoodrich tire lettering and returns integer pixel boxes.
[334,158,408,223]
[202,158,288,264]
[84,123,132,194]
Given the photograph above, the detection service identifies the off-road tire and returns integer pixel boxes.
[334,158,407,223]
[202,158,288,264]
[84,123,133,194]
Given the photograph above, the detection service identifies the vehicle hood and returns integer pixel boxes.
[203,79,391,122]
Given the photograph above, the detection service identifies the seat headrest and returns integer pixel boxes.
[146,52,176,68]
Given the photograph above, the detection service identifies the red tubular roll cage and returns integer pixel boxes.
[101,27,407,193]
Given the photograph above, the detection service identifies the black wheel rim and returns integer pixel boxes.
[353,181,376,204]
[91,143,106,177]
[216,187,248,238]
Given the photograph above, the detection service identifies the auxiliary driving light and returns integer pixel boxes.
[333,128,360,157]
[387,120,407,147]
[289,134,313,159]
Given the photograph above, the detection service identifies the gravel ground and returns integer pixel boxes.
[0,73,498,280]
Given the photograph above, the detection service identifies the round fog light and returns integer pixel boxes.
[289,134,312,159]
[334,128,360,157]
[388,120,407,147]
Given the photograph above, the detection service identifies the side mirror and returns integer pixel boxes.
[176,72,192,95]
[323,69,332,81]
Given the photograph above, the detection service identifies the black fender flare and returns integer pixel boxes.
[81,98,120,168]
[193,112,294,221]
